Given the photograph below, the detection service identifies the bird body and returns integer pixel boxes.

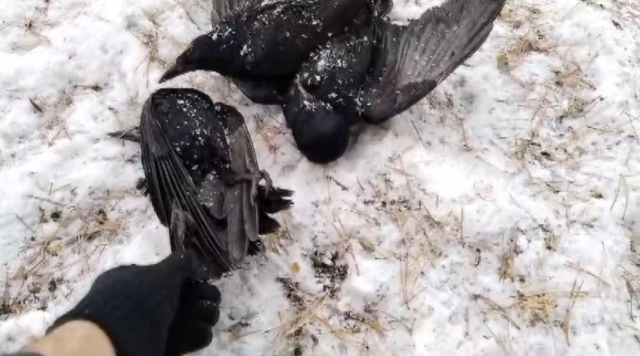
[160,0,371,88]
[160,0,506,165]
[282,0,507,163]
[297,10,377,122]
[111,89,293,278]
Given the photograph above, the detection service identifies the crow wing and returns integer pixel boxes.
[139,92,233,273]
[360,0,506,123]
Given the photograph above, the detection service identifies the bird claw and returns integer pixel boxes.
[232,170,272,204]
[260,170,273,195]
[251,170,272,204]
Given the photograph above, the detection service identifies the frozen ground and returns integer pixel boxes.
[2,0,640,355]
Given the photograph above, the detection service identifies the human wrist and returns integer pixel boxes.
[23,320,115,356]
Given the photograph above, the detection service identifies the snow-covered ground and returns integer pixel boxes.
[2,0,640,355]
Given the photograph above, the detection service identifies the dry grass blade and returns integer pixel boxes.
[280,296,326,338]
[459,207,465,248]
[1,272,15,316]
[499,249,516,282]
[29,98,43,113]
[399,253,429,309]
[517,294,553,325]
[626,279,637,322]
[363,314,386,338]
[265,227,291,254]
[563,278,583,346]
[14,214,35,234]
[410,119,428,149]
[473,294,521,330]
[315,314,362,345]
[372,308,414,334]
[566,262,610,287]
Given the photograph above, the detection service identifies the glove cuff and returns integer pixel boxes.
[48,271,172,356]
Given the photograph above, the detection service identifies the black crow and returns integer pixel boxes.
[110,89,293,278]
[159,0,374,105]
[283,0,507,163]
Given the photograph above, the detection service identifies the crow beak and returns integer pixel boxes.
[159,63,186,83]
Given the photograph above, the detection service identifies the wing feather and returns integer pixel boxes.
[361,0,506,123]
[140,100,233,272]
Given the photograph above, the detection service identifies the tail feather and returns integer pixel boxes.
[258,214,282,235]
[257,186,294,214]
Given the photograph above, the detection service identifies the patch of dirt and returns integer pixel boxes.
[277,277,305,312]
[310,250,348,298]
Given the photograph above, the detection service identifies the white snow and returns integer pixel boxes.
[2,0,640,355]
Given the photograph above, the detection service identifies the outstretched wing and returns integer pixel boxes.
[139,93,232,273]
[211,0,254,25]
[360,0,506,123]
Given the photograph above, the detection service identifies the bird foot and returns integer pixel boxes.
[259,170,273,194]
[232,170,272,204]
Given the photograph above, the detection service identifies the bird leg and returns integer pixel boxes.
[230,170,273,204]
[259,170,273,193]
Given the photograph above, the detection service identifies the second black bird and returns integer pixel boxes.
[283,0,507,163]
[159,0,373,105]
[111,88,293,278]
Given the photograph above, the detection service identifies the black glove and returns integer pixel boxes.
[49,250,221,356]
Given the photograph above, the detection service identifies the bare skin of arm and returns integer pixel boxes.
[22,321,115,356]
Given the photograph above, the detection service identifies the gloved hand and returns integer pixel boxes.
[49,250,221,356]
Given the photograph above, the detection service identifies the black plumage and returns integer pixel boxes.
[110,89,293,278]
[159,0,372,105]
[283,0,507,163]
